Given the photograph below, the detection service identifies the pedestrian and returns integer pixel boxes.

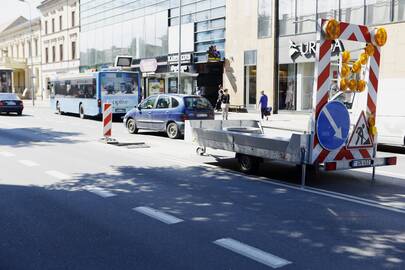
[258,91,269,120]
[221,89,230,120]
[216,84,224,111]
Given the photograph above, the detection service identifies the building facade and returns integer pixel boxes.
[226,0,405,113]
[0,17,42,98]
[80,0,226,104]
[38,0,80,98]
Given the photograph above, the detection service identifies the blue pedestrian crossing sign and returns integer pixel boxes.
[316,101,350,151]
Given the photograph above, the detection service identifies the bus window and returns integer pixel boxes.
[100,72,138,96]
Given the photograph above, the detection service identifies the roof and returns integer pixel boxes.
[0,16,28,33]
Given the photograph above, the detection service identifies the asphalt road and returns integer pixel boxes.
[0,104,404,270]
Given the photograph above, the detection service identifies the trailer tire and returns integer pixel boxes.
[196,146,206,156]
[237,154,261,174]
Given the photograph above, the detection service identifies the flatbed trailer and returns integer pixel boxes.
[185,19,398,185]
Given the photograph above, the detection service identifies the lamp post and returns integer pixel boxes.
[178,0,182,94]
[19,0,35,106]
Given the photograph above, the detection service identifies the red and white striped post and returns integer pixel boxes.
[103,103,113,140]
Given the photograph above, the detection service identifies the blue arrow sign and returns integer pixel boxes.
[316,101,350,151]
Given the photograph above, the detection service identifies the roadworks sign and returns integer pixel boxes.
[347,111,373,149]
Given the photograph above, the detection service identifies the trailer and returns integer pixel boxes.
[185,19,397,185]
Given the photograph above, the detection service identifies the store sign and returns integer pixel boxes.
[170,65,190,73]
[140,58,158,73]
[168,53,192,64]
[207,45,221,62]
[289,39,344,60]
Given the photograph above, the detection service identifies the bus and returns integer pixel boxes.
[0,68,13,93]
[50,70,141,118]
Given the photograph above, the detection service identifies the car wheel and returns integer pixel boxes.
[79,105,85,119]
[166,122,180,139]
[127,119,138,134]
[237,154,260,174]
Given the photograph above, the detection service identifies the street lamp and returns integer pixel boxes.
[178,0,182,94]
[19,0,35,106]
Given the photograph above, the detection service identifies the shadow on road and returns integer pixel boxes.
[0,127,83,147]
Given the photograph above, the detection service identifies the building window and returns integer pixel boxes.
[72,11,75,27]
[45,21,48,34]
[35,39,38,56]
[394,0,405,21]
[16,45,19,58]
[279,0,296,35]
[244,50,257,106]
[52,46,56,62]
[45,47,49,63]
[318,0,339,20]
[22,44,25,59]
[59,44,63,61]
[258,0,272,38]
[71,41,76,59]
[366,0,392,25]
[341,0,365,25]
[28,41,32,57]
[296,0,316,33]
[59,15,63,31]
[52,18,55,33]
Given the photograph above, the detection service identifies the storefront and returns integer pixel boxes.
[277,34,342,112]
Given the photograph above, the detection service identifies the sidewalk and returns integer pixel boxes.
[215,111,310,132]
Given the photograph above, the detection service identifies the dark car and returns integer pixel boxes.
[0,93,23,115]
[123,94,214,139]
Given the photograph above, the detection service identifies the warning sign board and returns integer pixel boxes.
[347,111,373,149]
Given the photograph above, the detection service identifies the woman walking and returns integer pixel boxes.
[221,89,230,120]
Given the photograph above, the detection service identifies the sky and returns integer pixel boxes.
[0,0,41,26]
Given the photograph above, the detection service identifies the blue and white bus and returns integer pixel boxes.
[50,70,141,118]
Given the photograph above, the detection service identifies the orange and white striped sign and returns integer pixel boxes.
[103,103,112,138]
[311,19,382,164]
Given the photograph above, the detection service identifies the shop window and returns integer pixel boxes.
[341,0,365,25]
[366,0,392,25]
[296,63,314,111]
[394,0,405,21]
[278,64,296,111]
[258,0,272,38]
[244,50,257,106]
[279,0,295,36]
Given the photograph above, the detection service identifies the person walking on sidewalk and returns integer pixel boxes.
[221,89,230,120]
[258,91,269,120]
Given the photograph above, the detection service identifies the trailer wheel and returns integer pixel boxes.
[237,154,261,174]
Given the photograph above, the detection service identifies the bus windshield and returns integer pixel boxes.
[100,72,138,96]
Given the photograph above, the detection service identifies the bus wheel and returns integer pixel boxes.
[127,119,138,134]
[79,105,85,119]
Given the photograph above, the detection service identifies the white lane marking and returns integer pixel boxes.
[0,151,15,157]
[214,238,291,269]
[86,187,116,198]
[18,160,39,167]
[45,170,70,180]
[134,206,183,225]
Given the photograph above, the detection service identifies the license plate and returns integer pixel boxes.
[197,113,208,117]
[7,101,16,105]
[115,108,126,113]
[350,159,373,168]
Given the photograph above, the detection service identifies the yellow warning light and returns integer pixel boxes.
[341,63,351,78]
[360,53,369,65]
[352,61,362,73]
[349,79,357,91]
[324,19,340,40]
[342,51,351,63]
[340,78,349,91]
[365,43,375,56]
[368,114,376,127]
[357,80,366,92]
[374,28,387,47]
[370,126,378,137]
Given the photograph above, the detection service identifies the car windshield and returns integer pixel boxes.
[100,72,138,95]
[184,97,212,110]
[0,93,18,100]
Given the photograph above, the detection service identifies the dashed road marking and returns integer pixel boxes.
[214,238,291,269]
[18,160,39,167]
[134,206,184,225]
[86,187,116,198]
[45,170,70,180]
[0,151,15,157]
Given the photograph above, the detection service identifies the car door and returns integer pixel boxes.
[137,96,157,129]
[152,95,171,131]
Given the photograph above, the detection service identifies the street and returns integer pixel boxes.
[0,103,404,270]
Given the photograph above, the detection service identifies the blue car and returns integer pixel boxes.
[123,94,214,139]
